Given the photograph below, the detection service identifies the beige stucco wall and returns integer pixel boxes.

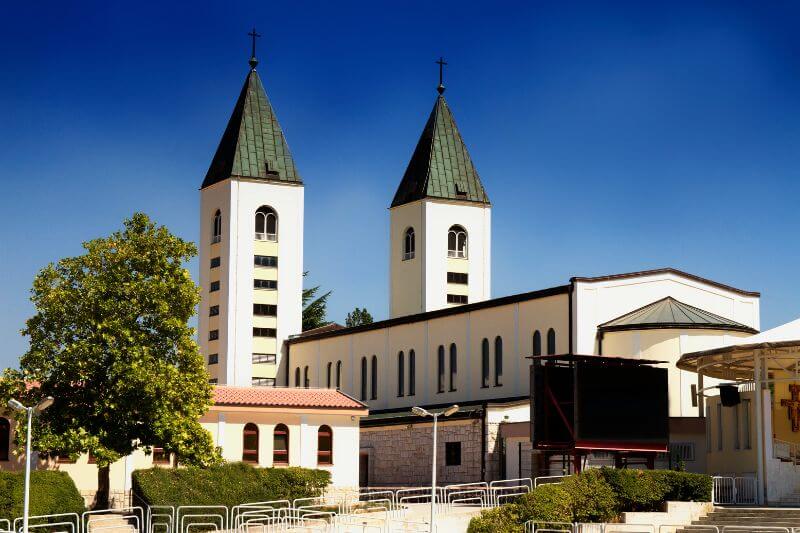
[289,292,570,410]
[704,392,757,475]
[390,201,424,318]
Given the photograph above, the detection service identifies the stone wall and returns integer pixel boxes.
[360,418,483,486]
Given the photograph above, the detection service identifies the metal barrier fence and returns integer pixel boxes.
[711,476,758,505]
[527,525,800,533]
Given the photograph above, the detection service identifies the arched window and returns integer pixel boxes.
[547,328,556,355]
[294,367,301,387]
[273,424,289,465]
[481,338,490,388]
[212,210,222,243]
[242,423,259,463]
[255,206,278,241]
[408,350,416,396]
[447,225,467,258]
[437,346,445,393]
[326,362,332,388]
[0,417,9,461]
[370,355,378,400]
[304,366,310,388]
[533,330,542,357]
[495,336,503,386]
[317,425,333,465]
[397,351,405,397]
[360,357,368,400]
[336,361,342,390]
[449,343,458,392]
[403,228,415,260]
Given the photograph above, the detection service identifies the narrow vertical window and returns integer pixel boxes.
[705,406,712,451]
[742,399,751,449]
[212,209,222,243]
[437,346,445,393]
[716,403,723,451]
[360,357,368,400]
[294,367,301,387]
[304,366,310,388]
[481,339,490,388]
[408,350,416,396]
[317,425,333,465]
[449,343,457,392]
[494,336,503,386]
[255,206,278,241]
[371,355,378,400]
[0,418,9,461]
[273,424,289,465]
[336,361,342,390]
[546,328,556,355]
[397,351,405,397]
[242,423,259,463]
[533,330,542,357]
[733,403,740,450]
[403,228,415,260]
[326,362,332,388]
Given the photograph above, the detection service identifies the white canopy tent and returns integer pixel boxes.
[679,317,800,505]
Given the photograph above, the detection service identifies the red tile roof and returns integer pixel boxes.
[212,386,367,410]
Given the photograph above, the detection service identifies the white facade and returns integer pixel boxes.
[390,198,491,318]
[200,178,304,386]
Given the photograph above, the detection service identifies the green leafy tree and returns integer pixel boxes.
[5,213,220,508]
[345,307,373,327]
[302,272,331,331]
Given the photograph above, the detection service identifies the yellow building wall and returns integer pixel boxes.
[705,392,757,475]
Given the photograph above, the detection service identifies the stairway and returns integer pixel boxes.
[691,507,800,529]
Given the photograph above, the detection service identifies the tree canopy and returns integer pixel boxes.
[2,213,220,503]
[345,307,374,327]
[302,272,331,331]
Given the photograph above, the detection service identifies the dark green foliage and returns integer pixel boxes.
[468,469,712,530]
[302,272,331,332]
[515,483,573,523]
[345,308,373,328]
[466,506,523,533]
[132,462,330,507]
[560,469,618,523]
[0,470,85,522]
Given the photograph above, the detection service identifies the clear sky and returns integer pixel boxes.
[1,1,799,370]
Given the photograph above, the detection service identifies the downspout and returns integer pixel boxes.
[481,402,487,482]
[285,342,291,387]
[568,282,574,354]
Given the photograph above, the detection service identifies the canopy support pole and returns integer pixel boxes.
[754,349,766,505]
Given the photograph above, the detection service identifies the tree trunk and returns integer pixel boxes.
[95,464,110,509]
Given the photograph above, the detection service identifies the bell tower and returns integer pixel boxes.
[389,60,491,318]
[199,34,304,386]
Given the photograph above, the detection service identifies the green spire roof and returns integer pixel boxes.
[598,297,757,334]
[202,69,301,189]
[391,95,489,208]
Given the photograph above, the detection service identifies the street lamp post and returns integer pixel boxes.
[7,397,54,533]
[412,404,459,533]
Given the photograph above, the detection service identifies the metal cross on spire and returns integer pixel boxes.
[436,57,447,94]
[248,27,262,69]
[436,56,447,95]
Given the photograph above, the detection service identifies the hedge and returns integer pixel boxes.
[0,470,85,522]
[467,469,712,532]
[132,462,331,507]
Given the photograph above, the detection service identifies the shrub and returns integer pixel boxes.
[467,505,523,533]
[516,483,573,523]
[600,467,665,512]
[0,470,85,522]
[132,462,330,507]
[560,469,618,523]
[648,470,711,502]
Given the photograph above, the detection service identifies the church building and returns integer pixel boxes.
[194,45,763,486]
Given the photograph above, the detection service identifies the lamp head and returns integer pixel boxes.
[411,406,431,418]
[35,397,54,413]
[7,399,25,412]
[443,404,459,417]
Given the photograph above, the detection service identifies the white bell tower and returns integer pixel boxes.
[199,49,303,387]
[389,75,491,318]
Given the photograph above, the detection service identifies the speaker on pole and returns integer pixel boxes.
[719,385,741,407]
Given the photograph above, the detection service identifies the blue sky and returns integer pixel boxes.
[1,1,799,369]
